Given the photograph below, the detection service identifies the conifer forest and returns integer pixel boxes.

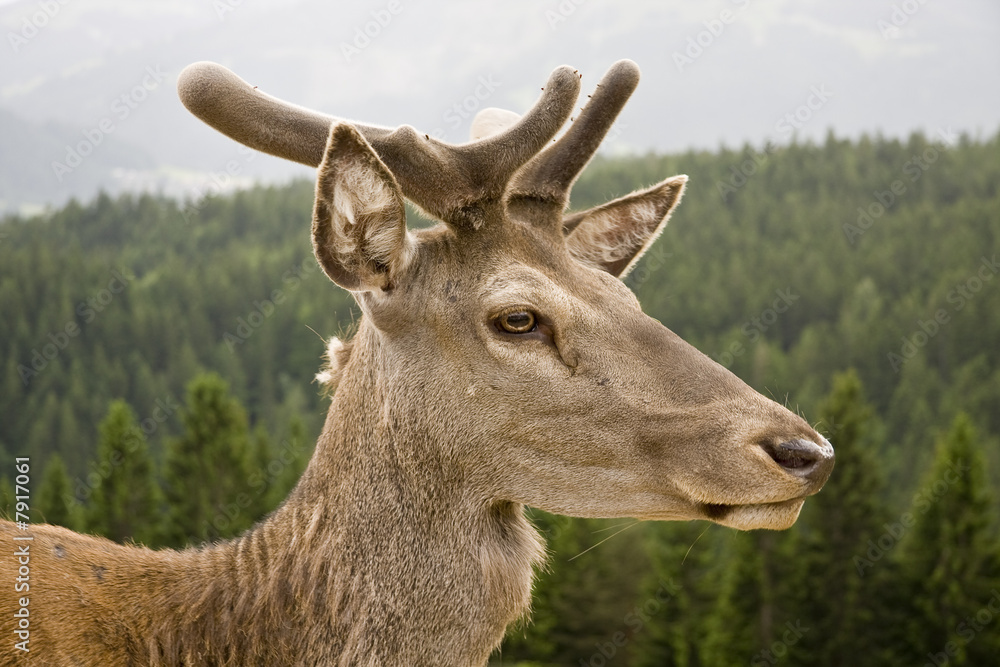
[2,130,999,665]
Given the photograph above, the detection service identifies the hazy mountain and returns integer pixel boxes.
[0,107,156,213]
[2,0,998,213]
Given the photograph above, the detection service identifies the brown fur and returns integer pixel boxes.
[1,61,833,665]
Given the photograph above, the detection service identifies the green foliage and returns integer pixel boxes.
[500,512,651,665]
[263,416,311,510]
[631,372,1000,667]
[891,414,1000,664]
[0,475,11,519]
[701,531,769,664]
[35,453,82,530]
[85,400,161,546]
[632,522,723,667]
[783,370,889,665]
[0,183,354,486]
[1,131,998,664]
[161,373,259,546]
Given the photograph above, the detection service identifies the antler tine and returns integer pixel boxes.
[450,65,580,191]
[178,61,393,168]
[178,62,581,228]
[509,59,640,210]
[361,65,579,227]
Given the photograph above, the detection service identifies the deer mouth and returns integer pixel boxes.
[700,497,807,531]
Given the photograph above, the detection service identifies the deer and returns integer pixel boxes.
[0,59,834,666]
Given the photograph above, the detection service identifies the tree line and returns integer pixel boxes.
[2,373,307,549]
[499,371,1000,665]
[1,128,998,665]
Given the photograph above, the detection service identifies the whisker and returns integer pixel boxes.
[590,521,638,534]
[681,525,712,566]
[568,520,643,561]
[303,324,326,343]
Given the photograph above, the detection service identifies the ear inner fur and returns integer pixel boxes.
[565,175,687,277]
[312,124,411,292]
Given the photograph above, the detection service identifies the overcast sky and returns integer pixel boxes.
[2,0,998,210]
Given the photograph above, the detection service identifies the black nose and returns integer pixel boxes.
[762,438,835,483]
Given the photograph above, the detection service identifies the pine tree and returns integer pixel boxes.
[248,424,276,520]
[632,521,722,667]
[55,399,83,473]
[162,373,254,546]
[499,511,562,663]
[785,368,889,665]
[500,512,650,665]
[701,531,769,664]
[36,453,82,530]
[263,417,310,511]
[86,400,162,546]
[26,394,59,463]
[893,413,1000,664]
[0,474,13,519]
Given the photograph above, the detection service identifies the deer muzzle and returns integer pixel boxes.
[761,437,835,488]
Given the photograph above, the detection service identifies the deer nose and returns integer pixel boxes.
[762,437,835,483]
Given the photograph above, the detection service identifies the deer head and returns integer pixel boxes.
[178,59,833,533]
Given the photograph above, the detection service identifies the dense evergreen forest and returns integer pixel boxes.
[2,130,999,665]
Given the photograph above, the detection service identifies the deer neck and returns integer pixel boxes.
[258,328,544,664]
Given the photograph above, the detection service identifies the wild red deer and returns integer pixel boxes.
[1,60,833,665]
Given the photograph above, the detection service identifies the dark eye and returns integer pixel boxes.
[496,310,537,334]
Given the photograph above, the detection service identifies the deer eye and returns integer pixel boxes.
[495,310,537,334]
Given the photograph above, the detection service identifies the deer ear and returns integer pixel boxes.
[312,123,413,292]
[564,175,687,278]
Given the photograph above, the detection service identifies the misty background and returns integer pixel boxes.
[3,4,1000,663]
[2,0,999,215]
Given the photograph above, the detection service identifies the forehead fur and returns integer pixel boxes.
[409,217,573,286]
